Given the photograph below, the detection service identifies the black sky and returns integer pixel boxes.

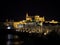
[1,0,60,21]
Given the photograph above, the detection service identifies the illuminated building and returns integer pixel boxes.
[26,13,32,21]
[11,13,45,29]
[49,20,58,23]
[34,15,45,22]
[13,20,26,29]
[26,13,45,22]
[4,13,60,33]
[45,20,58,24]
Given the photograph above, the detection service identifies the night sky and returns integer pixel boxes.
[1,0,60,21]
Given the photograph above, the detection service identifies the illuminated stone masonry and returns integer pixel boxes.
[4,13,60,34]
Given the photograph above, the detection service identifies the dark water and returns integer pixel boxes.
[0,29,60,45]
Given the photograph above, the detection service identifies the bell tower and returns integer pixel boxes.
[26,13,29,20]
[26,13,29,18]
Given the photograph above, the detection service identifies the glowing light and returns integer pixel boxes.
[7,26,11,29]
[44,33,47,35]
[16,29,20,32]
[17,24,23,28]
[49,20,58,23]
[39,22,43,26]
[29,31,32,33]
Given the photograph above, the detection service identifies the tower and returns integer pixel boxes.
[26,13,32,21]
[6,19,9,23]
[26,13,29,18]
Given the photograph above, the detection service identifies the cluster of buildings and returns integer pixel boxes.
[4,13,60,33]
[13,13,45,29]
[4,13,59,34]
[11,13,59,28]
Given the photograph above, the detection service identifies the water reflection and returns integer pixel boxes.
[6,33,23,45]
[6,41,12,45]
[7,34,13,40]
[1,29,60,45]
